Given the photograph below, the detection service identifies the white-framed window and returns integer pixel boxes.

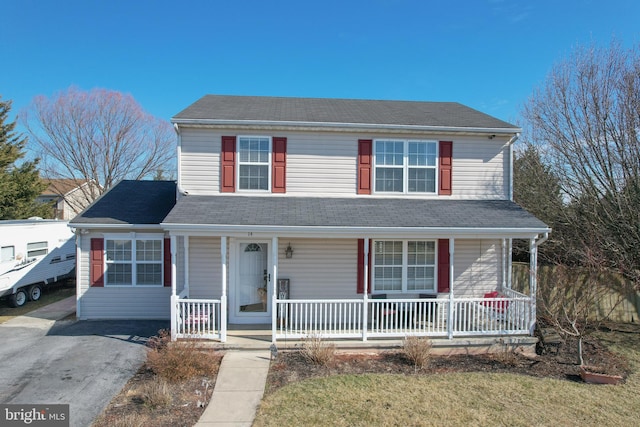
[238,136,271,191]
[372,240,436,293]
[105,235,163,286]
[374,140,437,193]
[1,246,15,262]
[27,241,48,257]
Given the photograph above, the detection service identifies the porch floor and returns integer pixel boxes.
[194,324,538,355]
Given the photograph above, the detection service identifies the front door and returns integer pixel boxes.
[230,241,271,324]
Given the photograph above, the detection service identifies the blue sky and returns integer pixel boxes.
[2,0,639,131]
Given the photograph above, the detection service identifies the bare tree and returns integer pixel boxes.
[521,40,640,289]
[22,87,175,207]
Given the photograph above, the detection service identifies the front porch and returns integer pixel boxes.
[168,234,546,345]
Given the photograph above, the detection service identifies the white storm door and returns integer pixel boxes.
[233,241,270,323]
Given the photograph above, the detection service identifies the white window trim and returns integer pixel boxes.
[236,135,272,193]
[372,239,437,294]
[372,139,439,194]
[103,233,164,287]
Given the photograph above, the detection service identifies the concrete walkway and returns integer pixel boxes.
[196,350,271,427]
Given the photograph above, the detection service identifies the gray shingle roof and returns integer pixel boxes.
[162,196,548,231]
[172,95,518,130]
[70,180,176,225]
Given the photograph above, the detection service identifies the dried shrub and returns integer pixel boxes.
[493,340,520,367]
[97,413,146,427]
[402,336,432,370]
[300,335,336,367]
[139,378,172,408]
[146,330,220,383]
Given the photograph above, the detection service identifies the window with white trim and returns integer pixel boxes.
[373,240,436,293]
[374,140,437,193]
[105,238,163,286]
[238,136,270,191]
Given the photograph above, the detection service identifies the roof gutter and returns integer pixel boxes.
[160,223,551,239]
[69,223,165,230]
[170,118,522,135]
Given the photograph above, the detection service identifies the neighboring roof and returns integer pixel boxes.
[40,179,90,196]
[162,196,549,236]
[70,180,176,226]
[172,95,519,132]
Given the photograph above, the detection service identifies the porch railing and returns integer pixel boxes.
[274,295,532,341]
[175,298,222,340]
[172,293,532,342]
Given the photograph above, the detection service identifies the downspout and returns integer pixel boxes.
[529,231,549,335]
[507,132,519,201]
[173,124,188,198]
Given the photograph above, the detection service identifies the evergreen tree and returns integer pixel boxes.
[0,96,51,219]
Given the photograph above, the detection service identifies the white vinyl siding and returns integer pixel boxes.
[187,237,224,299]
[179,128,220,194]
[77,232,170,319]
[179,129,509,199]
[453,239,502,297]
[277,239,358,299]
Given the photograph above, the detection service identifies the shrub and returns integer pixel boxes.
[146,330,220,383]
[403,336,432,370]
[493,339,520,367]
[300,335,336,367]
[139,378,172,408]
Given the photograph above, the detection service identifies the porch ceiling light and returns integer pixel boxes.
[285,243,294,259]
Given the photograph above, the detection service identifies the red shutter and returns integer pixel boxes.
[357,139,372,195]
[356,239,372,294]
[272,137,287,193]
[90,238,104,287]
[439,141,453,195]
[437,239,450,293]
[163,238,172,287]
[221,136,237,193]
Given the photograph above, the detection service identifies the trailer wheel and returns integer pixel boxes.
[8,289,28,308]
[28,284,42,301]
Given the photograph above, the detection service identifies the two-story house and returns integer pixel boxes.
[70,95,549,347]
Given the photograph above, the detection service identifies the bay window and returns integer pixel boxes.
[373,240,436,293]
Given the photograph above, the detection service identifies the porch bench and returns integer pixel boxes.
[481,291,510,319]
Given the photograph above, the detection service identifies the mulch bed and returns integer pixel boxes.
[267,332,632,393]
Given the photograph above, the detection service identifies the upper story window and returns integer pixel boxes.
[238,136,271,191]
[105,237,163,286]
[374,140,437,193]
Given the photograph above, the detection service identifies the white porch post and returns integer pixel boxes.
[170,235,178,341]
[362,238,369,342]
[271,236,278,344]
[447,238,455,339]
[220,236,227,342]
[183,235,189,296]
[501,239,507,291]
[529,237,538,335]
[508,239,513,289]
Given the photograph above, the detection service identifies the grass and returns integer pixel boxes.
[0,284,75,324]
[254,328,640,427]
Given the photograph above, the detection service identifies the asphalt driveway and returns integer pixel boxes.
[0,300,168,427]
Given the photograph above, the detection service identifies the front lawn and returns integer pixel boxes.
[254,325,640,427]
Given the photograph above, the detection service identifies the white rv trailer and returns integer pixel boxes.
[0,219,76,307]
